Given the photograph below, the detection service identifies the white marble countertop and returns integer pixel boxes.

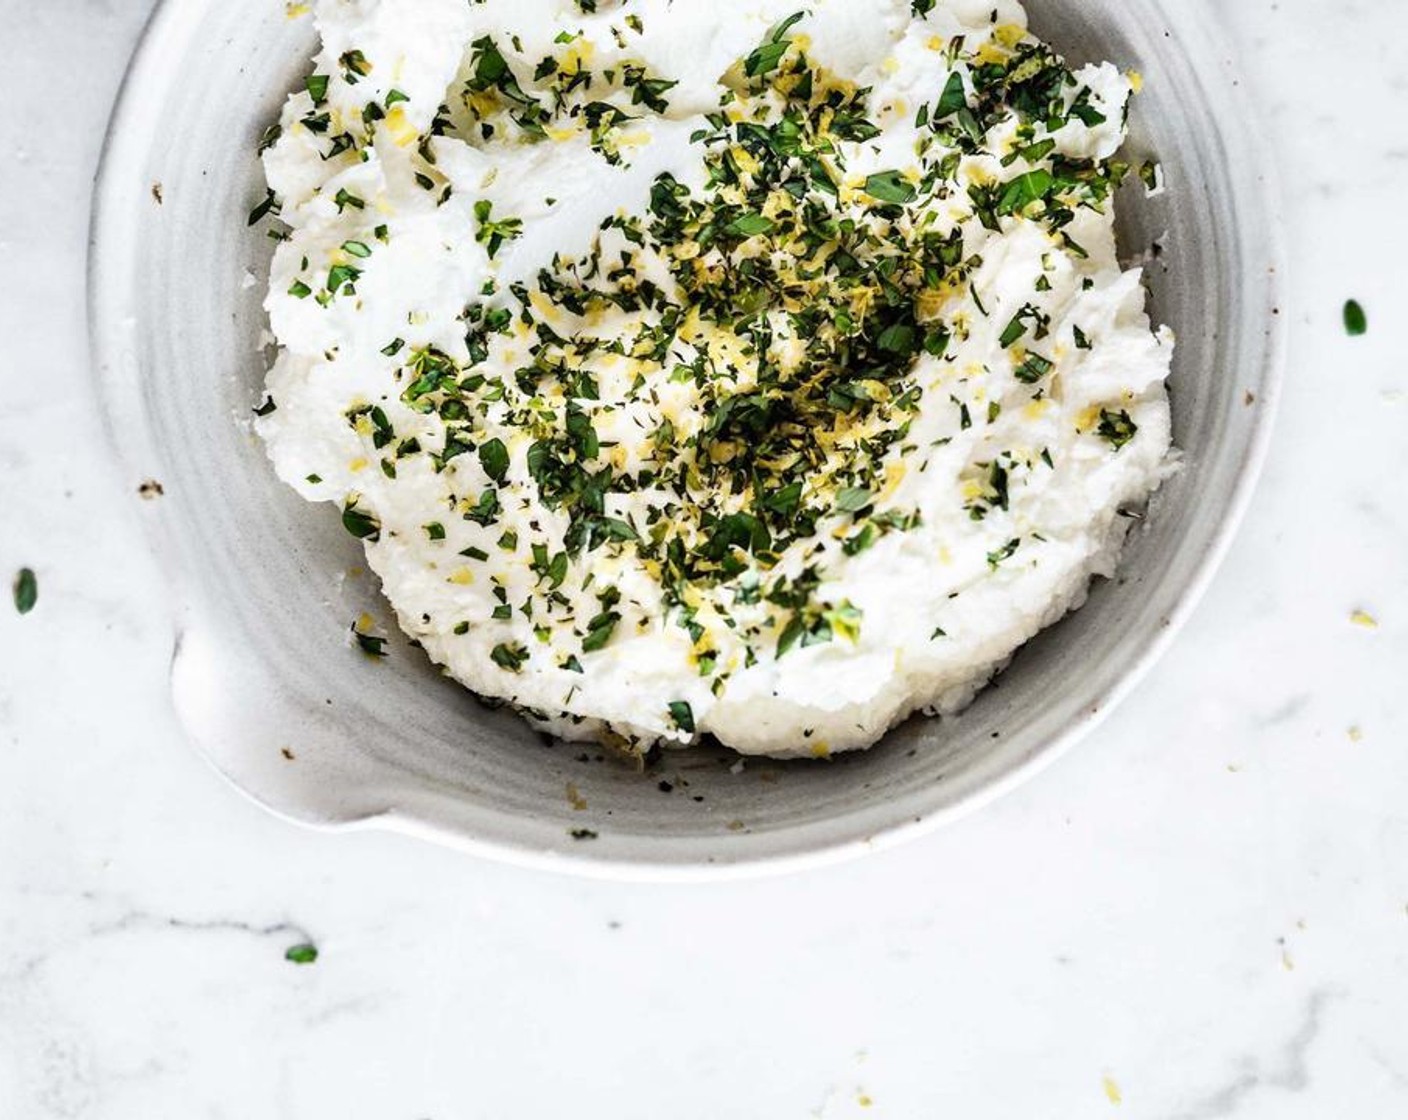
[3,2,1406,1116]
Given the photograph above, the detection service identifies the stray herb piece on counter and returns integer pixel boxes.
[13,568,37,615]
[285,943,318,965]
[1343,299,1367,337]
[570,828,599,841]
[351,619,389,658]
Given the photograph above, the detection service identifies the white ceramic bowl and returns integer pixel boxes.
[90,0,1283,878]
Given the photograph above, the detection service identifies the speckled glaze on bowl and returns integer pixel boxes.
[89,0,1283,879]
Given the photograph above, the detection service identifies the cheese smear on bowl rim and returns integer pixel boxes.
[256,0,1174,759]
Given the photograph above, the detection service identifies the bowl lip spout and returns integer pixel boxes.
[88,0,1287,882]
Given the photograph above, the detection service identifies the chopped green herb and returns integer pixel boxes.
[341,501,380,541]
[667,701,695,734]
[1097,408,1138,450]
[247,189,279,226]
[935,71,967,118]
[352,628,388,657]
[478,437,510,483]
[745,12,805,78]
[13,568,37,615]
[473,200,524,259]
[1344,299,1367,336]
[864,170,917,205]
[285,943,318,965]
[491,642,530,672]
[725,212,775,237]
[834,488,874,514]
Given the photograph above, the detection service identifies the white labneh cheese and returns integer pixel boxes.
[257,0,1174,758]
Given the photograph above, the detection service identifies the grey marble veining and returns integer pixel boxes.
[2,1,1407,1117]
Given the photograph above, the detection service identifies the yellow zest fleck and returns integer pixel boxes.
[708,440,739,465]
[976,42,1012,66]
[529,290,561,324]
[1128,69,1145,93]
[466,89,500,118]
[857,1093,874,1108]
[916,287,950,321]
[730,144,760,175]
[965,163,996,188]
[1350,610,1379,629]
[880,461,907,500]
[1024,398,1051,420]
[560,37,595,75]
[1076,404,1104,432]
[348,457,368,473]
[1348,725,1364,743]
[880,56,900,76]
[545,124,579,142]
[1103,1076,1122,1105]
[995,23,1027,48]
[1281,949,1295,971]
[285,2,311,17]
[925,35,946,52]
[810,741,832,760]
[448,567,475,586]
[383,105,418,148]
[355,612,375,633]
[566,782,588,811]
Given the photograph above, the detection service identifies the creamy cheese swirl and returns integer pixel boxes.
[257,0,1173,758]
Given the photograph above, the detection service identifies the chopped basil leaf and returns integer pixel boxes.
[13,568,37,615]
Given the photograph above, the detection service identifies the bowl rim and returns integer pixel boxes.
[88,0,1287,881]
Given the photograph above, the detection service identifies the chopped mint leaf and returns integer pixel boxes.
[13,568,37,615]
[864,171,916,205]
[1344,299,1367,336]
[935,71,966,119]
[745,12,805,78]
[667,701,695,734]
